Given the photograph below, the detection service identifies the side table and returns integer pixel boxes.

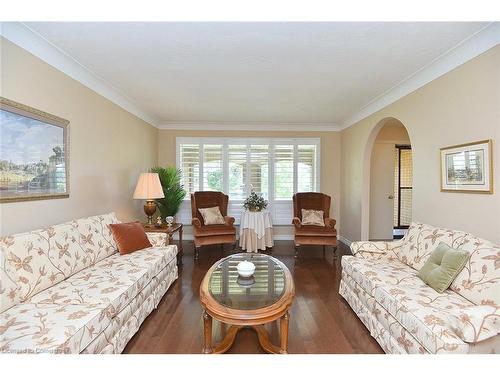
[239,210,274,253]
[143,223,183,266]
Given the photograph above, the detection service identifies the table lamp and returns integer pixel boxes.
[133,173,165,227]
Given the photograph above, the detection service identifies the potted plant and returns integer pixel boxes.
[243,191,268,212]
[151,166,186,221]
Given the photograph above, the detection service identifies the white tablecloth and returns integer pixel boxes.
[239,210,274,252]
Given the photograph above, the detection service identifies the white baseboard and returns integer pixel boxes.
[338,235,353,247]
[273,235,294,241]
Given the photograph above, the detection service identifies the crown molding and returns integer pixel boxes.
[339,22,500,130]
[159,121,340,131]
[0,22,160,128]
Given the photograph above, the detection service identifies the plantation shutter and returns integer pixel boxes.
[249,144,269,199]
[274,144,294,200]
[228,144,247,199]
[179,144,200,194]
[297,144,317,192]
[203,144,223,191]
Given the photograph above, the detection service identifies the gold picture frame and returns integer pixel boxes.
[0,97,70,203]
[440,139,493,194]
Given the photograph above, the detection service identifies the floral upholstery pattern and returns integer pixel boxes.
[146,232,168,248]
[450,235,500,306]
[398,222,468,271]
[82,261,177,354]
[0,213,178,353]
[448,305,500,343]
[0,213,119,313]
[340,223,500,354]
[350,240,403,262]
[28,246,176,317]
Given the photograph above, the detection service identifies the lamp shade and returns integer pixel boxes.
[133,173,165,200]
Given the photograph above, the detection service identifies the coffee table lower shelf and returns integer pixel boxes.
[202,311,290,354]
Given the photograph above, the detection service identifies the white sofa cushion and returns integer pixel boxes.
[0,301,112,353]
[341,256,419,295]
[451,235,500,306]
[398,222,468,271]
[373,279,474,353]
[448,305,500,343]
[72,213,120,266]
[29,246,176,318]
[0,213,119,313]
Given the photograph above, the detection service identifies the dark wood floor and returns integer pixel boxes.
[123,241,383,354]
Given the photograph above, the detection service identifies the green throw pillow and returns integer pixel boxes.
[418,242,469,293]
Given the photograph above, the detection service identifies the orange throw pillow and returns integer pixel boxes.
[109,221,152,255]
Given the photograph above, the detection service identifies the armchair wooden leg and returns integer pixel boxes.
[194,246,200,260]
[220,244,224,257]
[294,246,299,258]
[323,245,326,258]
[232,242,237,252]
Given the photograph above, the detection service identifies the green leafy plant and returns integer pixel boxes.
[243,191,268,212]
[151,166,186,220]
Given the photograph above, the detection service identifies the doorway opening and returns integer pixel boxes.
[393,145,413,239]
[367,118,412,241]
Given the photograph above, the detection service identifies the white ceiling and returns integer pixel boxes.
[22,22,492,127]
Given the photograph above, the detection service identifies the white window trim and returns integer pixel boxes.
[176,137,321,225]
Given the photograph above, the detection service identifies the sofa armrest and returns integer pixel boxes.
[292,217,302,228]
[192,218,202,228]
[449,305,500,343]
[224,216,235,226]
[350,240,402,260]
[325,218,336,229]
[146,232,168,247]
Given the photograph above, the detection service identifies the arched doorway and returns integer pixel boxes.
[361,117,413,240]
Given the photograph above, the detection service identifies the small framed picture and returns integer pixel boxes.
[440,139,492,193]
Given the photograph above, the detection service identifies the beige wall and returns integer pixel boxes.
[341,45,500,244]
[0,38,158,235]
[158,129,341,236]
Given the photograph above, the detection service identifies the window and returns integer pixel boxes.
[228,144,247,199]
[179,144,200,194]
[176,137,320,225]
[203,144,223,191]
[274,144,294,200]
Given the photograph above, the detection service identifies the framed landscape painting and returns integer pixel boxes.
[0,97,70,203]
[440,139,492,194]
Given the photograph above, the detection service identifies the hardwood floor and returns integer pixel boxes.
[123,241,383,354]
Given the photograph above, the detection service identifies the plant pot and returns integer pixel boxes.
[248,207,262,212]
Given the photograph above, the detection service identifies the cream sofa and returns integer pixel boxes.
[340,222,499,354]
[0,212,178,354]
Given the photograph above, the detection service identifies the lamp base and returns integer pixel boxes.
[143,200,157,227]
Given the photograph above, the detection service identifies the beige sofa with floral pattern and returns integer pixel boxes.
[340,222,499,354]
[0,212,178,354]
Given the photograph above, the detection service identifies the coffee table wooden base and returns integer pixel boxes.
[202,311,290,354]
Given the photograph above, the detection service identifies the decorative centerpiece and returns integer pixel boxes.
[243,191,268,212]
[236,260,256,277]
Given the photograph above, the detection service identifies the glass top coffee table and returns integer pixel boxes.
[199,253,295,354]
